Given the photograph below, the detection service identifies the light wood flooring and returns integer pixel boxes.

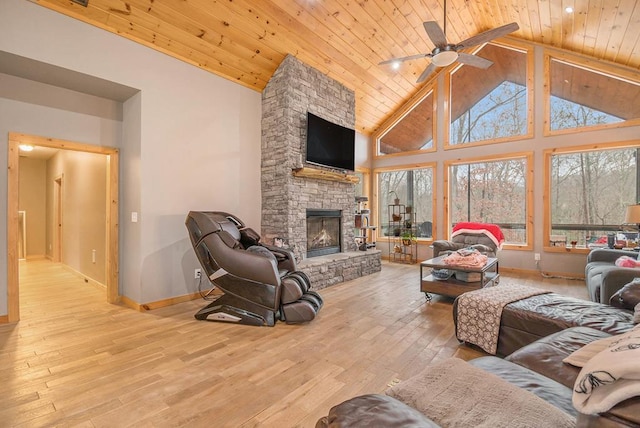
[1,259,588,427]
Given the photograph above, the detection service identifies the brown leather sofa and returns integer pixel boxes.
[317,286,640,427]
[317,327,640,427]
[453,292,635,356]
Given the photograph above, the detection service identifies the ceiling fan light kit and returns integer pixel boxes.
[430,48,459,67]
[380,0,519,83]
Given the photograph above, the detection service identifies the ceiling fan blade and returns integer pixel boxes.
[416,63,437,83]
[457,52,493,69]
[423,21,448,47]
[379,53,432,65]
[456,22,520,49]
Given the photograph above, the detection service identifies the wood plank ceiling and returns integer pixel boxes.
[34,0,640,135]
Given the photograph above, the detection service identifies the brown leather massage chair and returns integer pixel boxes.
[185,211,323,326]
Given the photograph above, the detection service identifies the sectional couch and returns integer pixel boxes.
[316,282,640,427]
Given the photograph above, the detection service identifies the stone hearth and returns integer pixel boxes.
[261,54,381,289]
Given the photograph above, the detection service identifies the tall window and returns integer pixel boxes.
[375,89,436,156]
[448,43,531,147]
[545,143,640,248]
[377,166,435,239]
[446,154,532,246]
[546,56,640,134]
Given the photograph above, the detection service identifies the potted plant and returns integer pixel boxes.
[405,205,412,214]
[389,190,400,205]
[401,231,416,246]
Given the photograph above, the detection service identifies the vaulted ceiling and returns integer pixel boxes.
[34,0,640,135]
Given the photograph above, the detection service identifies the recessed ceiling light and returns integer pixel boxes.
[565,7,574,13]
[19,144,34,152]
[392,61,400,70]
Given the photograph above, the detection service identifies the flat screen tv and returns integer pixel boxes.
[306,112,355,172]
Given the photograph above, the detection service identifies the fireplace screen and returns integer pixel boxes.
[307,209,341,257]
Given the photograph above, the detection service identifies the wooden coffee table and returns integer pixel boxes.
[420,255,499,300]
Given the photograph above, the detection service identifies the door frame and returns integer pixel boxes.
[53,175,63,262]
[7,132,120,322]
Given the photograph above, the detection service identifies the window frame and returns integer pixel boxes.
[544,50,640,137]
[543,139,640,254]
[372,83,437,159]
[373,162,437,244]
[444,40,534,150]
[444,151,534,250]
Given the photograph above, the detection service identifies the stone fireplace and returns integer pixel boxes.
[261,54,381,289]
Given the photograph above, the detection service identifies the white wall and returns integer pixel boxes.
[0,0,262,313]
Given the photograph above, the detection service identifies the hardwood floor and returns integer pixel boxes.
[1,259,588,427]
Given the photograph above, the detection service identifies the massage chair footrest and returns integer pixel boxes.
[280,271,323,324]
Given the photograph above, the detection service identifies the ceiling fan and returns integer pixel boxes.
[380,1,519,83]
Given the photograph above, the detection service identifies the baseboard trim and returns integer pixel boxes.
[0,315,10,324]
[61,264,106,290]
[499,266,585,279]
[119,291,208,312]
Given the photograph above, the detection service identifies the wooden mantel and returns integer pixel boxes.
[292,167,359,184]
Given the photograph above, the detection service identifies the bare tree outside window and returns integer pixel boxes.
[550,96,621,131]
[451,82,528,145]
[378,168,434,238]
[449,158,528,244]
[550,148,637,245]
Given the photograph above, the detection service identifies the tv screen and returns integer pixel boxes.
[306,112,355,172]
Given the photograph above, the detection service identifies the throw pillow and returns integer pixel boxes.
[572,325,640,414]
[609,278,640,310]
[563,334,618,368]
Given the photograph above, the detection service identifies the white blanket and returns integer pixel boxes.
[573,324,640,414]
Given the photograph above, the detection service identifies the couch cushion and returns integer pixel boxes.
[494,293,634,356]
[315,394,439,428]
[469,356,577,417]
[506,326,611,388]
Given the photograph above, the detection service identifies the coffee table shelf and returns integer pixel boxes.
[420,255,499,300]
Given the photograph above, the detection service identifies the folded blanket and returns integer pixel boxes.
[452,222,505,249]
[573,324,640,414]
[456,284,550,354]
[386,358,574,428]
[443,248,488,268]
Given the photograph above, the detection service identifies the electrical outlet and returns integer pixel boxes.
[194,268,202,279]
[534,253,541,261]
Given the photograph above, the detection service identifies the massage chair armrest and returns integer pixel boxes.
[202,233,281,286]
[587,248,638,264]
[599,268,640,304]
[261,243,297,272]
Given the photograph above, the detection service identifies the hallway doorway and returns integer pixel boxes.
[7,132,119,322]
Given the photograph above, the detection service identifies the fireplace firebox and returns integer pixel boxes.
[307,209,342,258]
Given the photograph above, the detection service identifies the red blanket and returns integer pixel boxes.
[452,222,505,249]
